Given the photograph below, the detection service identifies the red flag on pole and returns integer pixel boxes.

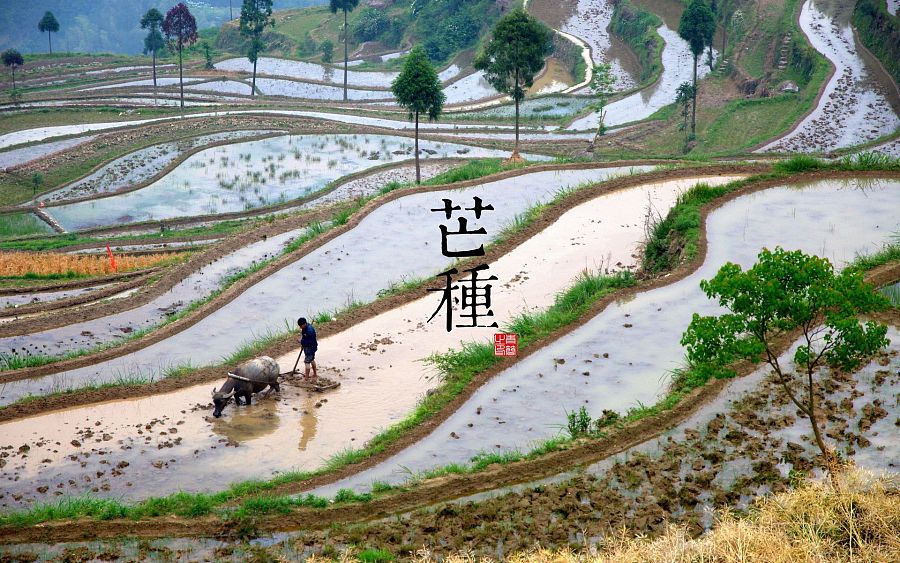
[106,244,117,272]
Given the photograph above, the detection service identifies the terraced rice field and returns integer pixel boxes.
[0,0,898,557]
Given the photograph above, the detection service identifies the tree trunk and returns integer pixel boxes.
[514,67,520,155]
[252,58,258,97]
[722,27,727,60]
[343,9,349,102]
[708,44,714,71]
[230,0,233,20]
[807,372,830,463]
[415,110,420,184]
[178,47,184,110]
[10,68,15,91]
[152,50,157,89]
[691,54,698,135]
[48,31,52,54]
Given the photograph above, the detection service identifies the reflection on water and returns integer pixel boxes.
[210,397,282,444]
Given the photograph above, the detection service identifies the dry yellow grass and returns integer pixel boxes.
[313,468,900,563]
[0,251,182,277]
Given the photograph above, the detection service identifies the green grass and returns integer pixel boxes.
[1,218,253,251]
[643,154,900,273]
[423,158,533,185]
[357,548,395,562]
[0,213,50,237]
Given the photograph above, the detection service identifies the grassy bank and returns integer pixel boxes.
[610,0,664,85]
[854,0,900,85]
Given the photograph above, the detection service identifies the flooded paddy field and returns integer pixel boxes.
[0,137,98,170]
[38,130,283,204]
[0,172,722,507]
[559,0,640,90]
[568,25,712,130]
[759,0,900,153]
[312,176,900,497]
[44,134,536,231]
[0,167,647,408]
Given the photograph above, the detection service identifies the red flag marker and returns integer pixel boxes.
[106,244,117,272]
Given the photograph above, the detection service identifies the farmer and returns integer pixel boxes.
[297,317,318,380]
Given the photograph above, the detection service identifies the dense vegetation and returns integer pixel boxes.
[853,0,900,85]
[609,0,662,84]
[0,0,320,55]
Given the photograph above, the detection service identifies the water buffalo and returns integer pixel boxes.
[212,356,281,418]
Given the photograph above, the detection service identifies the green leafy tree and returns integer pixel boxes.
[678,0,715,136]
[163,3,198,109]
[474,8,552,157]
[588,62,615,149]
[675,81,696,136]
[202,41,214,69]
[391,46,445,184]
[681,247,890,467]
[2,49,24,91]
[38,11,60,54]
[140,8,165,90]
[330,0,361,101]
[240,0,275,97]
[320,39,334,63]
[31,172,43,199]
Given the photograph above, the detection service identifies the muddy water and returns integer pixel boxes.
[47,134,537,231]
[0,167,647,409]
[0,284,117,308]
[758,1,900,153]
[0,169,709,506]
[562,0,640,90]
[312,177,900,496]
[215,57,398,88]
[83,77,203,91]
[254,78,393,101]
[0,109,530,150]
[0,136,97,169]
[443,72,500,106]
[568,25,713,130]
[185,80,254,96]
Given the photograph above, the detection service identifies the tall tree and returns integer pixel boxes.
[391,46,445,184]
[682,248,889,471]
[240,0,275,97]
[140,8,165,90]
[678,0,715,136]
[38,11,60,54]
[329,0,360,101]
[163,3,198,109]
[2,49,24,91]
[474,8,552,158]
[588,62,615,150]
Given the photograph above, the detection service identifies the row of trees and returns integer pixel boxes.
[391,8,551,182]
[139,1,276,108]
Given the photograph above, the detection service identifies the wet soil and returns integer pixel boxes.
[0,172,895,545]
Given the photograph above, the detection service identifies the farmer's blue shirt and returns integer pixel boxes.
[300,324,317,350]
